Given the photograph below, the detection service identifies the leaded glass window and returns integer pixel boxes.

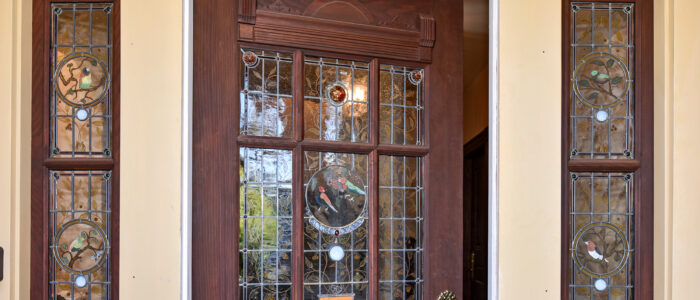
[40,3,118,299]
[236,47,426,299]
[565,2,651,299]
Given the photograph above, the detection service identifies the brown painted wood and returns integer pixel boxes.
[463,128,488,300]
[562,0,653,299]
[567,160,641,172]
[32,1,120,299]
[194,0,464,298]
[240,10,433,63]
[423,0,463,298]
[192,0,239,298]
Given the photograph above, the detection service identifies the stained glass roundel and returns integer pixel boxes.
[53,52,111,108]
[573,52,630,109]
[52,218,109,275]
[572,222,630,278]
[325,82,349,106]
[305,165,366,235]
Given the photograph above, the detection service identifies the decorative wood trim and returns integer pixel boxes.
[43,158,115,170]
[567,160,641,172]
[238,0,256,24]
[240,10,433,63]
[419,14,436,48]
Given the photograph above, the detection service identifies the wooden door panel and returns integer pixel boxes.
[193,0,463,299]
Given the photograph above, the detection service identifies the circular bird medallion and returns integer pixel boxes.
[325,82,349,106]
[53,52,110,108]
[305,165,366,235]
[572,222,630,278]
[573,52,630,109]
[53,218,109,275]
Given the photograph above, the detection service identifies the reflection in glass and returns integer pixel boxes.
[570,172,633,299]
[240,49,294,138]
[378,156,423,299]
[303,151,369,299]
[570,3,634,159]
[239,148,293,299]
[50,170,111,299]
[379,65,424,145]
[51,3,113,158]
[304,57,369,143]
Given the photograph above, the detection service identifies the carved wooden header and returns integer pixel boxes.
[238,0,435,62]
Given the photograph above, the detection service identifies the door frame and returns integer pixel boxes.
[185,0,466,299]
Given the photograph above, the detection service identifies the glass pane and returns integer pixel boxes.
[240,49,294,138]
[379,65,424,145]
[50,170,111,299]
[239,148,293,299]
[570,3,634,159]
[570,172,633,298]
[379,156,424,299]
[304,57,369,143]
[51,3,113,158]
[303,151,369,299]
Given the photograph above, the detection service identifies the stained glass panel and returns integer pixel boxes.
[239,148,293,299]
[240,49,294,138]
[304,57,370,143]
[379,65,424,145]
[570,172,633,299]
[303,151,369,299]
[50,170,111,299]
[51,3,113,158]
[378,156,423,299]
[570,3,634,159]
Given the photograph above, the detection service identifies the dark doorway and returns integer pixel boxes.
[463,128,488,299]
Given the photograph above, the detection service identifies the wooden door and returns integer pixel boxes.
[463,129,488,299]
[192,0,463,299]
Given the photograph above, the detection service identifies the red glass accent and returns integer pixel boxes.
[328,85,347,103]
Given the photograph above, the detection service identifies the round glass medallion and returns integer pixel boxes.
[53,218,109,275]
[74,275,88,288]
[305,165,366,235]
[325,82,349,106]
[241,51,259,68]
[328,244,345,262]
[75,108,89,121]
[595,110,608,122]
[53,52,110,108]
[408,70,423,85]
[572,222,630,278]
[594,279,607,291]
[573,52,630,109]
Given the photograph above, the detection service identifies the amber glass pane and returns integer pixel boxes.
[379,65,424,145]
[570,3,634,159]
[240,49,294,138]
[570,172,633,299]
[303,151,369,299]
[51,3,113,158]
[304,57,369,143]
[239,148,293,299]
[50,170,111,299]
[378,156,423,299]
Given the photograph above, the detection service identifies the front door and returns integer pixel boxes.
[192,1,463,299]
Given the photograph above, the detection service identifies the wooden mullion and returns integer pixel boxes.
[237,135,297,150]
[369,59,379,146]
[377,144,429,157]
[293,50,304,142]
[292,145,304,299]
[567,159,640,172]
[368,150,379,299]
[43,158,115,170]
[300,139,375,154]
